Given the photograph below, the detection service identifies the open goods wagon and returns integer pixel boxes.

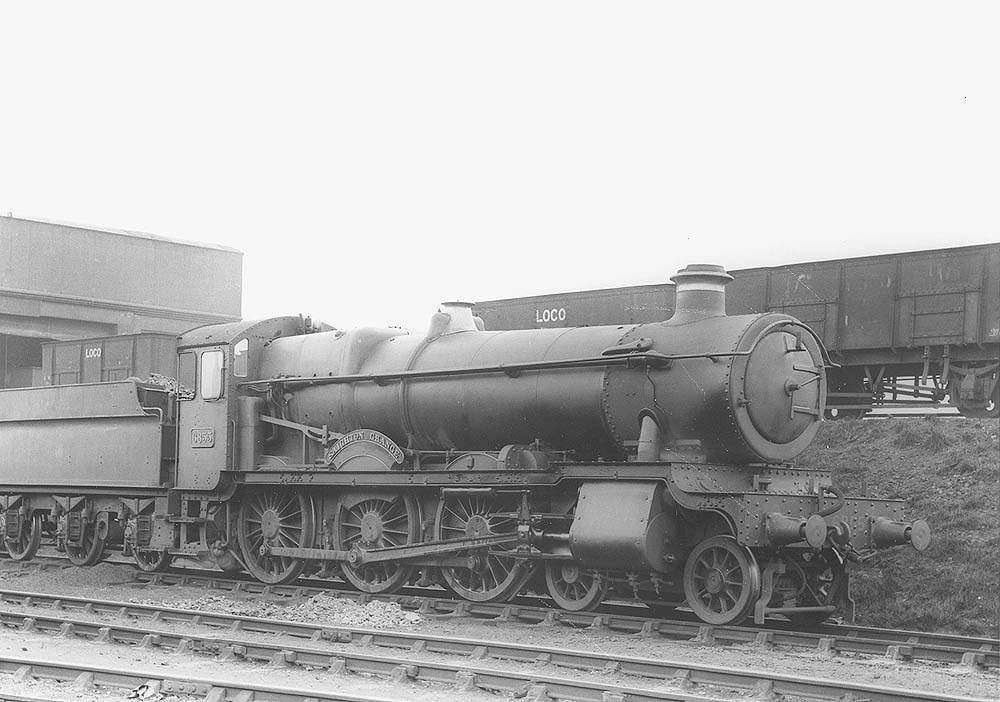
[475,244,1000,418]
[40,333,177,386]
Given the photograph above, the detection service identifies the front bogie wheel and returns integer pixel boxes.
[544,561,607,612]
[783,553,846,627]
[682,535,761,625]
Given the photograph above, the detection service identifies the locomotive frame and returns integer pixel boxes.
[1,265,930,626]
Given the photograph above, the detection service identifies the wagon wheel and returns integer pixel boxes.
[66,518,108,567]
[683,535,761,625]
[825,406,868,420]
[434,494,534,603]
[960,386,999,419]
[544,561,607,612]
[949,374,1000,419]
[334,493,420,594]
[4,512,42,562]
[784,554,846,627]
[133,549,173,573]
[237,489,316,585]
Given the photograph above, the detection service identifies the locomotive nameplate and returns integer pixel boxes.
[190,428,216,448]
[325,429,404,468]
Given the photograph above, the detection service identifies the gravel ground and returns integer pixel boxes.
[128,591,423,629]
[0,562,998,702]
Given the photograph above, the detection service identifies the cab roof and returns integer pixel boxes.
[177,316,306,349]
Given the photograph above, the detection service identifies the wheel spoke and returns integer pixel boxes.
[239,490,313,585]
[683,536,760,626]
[335,493,416,594]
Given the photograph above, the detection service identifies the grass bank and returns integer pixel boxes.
[796,417,999,636]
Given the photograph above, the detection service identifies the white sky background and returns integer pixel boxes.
[1,2,997,331]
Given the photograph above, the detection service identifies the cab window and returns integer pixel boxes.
[233,338,249,378]
[200,350,225,400]
[177,352,196,400]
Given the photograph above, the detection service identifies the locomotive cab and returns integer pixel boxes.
[174,317,306,490]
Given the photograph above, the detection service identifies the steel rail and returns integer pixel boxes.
[0,692,65,702]
[0,602,991,702]
[0,654,408,702]
[124,571,1000,669]
[4,555,997,669]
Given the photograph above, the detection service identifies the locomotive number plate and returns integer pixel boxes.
[190,428,215,448]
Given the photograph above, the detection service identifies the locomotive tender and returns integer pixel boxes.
[0,265,929,625]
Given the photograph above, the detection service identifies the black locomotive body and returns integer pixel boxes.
[0,265,929,625]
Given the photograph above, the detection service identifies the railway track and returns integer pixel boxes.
[0,653,405,702]
[0,590,993,702]
[4,553,998,671]
[118,569,1000,670]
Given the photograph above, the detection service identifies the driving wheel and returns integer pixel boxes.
[434,494,534,602]
[334,493,420,593]
[237,489,316,584]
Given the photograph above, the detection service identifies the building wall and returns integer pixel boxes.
[0,215,243,387]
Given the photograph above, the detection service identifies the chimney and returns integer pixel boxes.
[667,264,733,324]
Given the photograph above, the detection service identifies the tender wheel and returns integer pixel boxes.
[683,535,761,625]
[544,561,607,612]
[334,493,420,594]
[4,512,42,562]
[133,549,173,573]
[435,494,534,602]
[66,518,108,567]
[237,489,315,585]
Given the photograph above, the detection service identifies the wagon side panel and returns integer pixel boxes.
[840,259,897,351]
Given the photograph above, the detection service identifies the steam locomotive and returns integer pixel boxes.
[0,264,929,625]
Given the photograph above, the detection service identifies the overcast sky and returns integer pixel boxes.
[1,2,997,330]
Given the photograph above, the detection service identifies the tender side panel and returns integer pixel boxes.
[0,382,164,488]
